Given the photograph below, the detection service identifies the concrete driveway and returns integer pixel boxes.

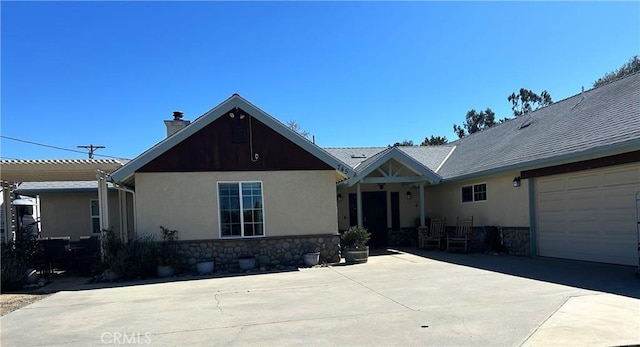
[2,249,639,346]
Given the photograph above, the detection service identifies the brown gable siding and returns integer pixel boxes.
[138,108,332,173]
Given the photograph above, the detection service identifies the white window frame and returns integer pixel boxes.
[461,183,487,203]
[90,199,101,233]
[217,181,266,239]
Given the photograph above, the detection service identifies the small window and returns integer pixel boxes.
[90,200,101,233]
[218,181,265,238]
[461,183,487,203]
[461,186,473,202]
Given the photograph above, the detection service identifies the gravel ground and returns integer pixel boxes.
[1,293,49,316]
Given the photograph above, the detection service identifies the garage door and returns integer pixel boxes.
[536,163,640,266]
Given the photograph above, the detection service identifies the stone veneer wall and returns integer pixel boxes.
[446,226,530,256]
[176,234,341,271]
[500,227,530,256]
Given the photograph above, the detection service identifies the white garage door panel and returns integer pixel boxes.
[567,174,599,190]
[536,163,640,266]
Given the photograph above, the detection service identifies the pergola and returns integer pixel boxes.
[0,159,125,241]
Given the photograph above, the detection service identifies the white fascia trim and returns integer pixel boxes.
[345,147,441,187]
[435,145,456,173]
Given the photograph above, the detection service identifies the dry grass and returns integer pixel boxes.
[0,293,49,316]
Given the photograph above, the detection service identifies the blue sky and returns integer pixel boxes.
[1,1,638,160]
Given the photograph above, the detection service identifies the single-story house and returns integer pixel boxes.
[4,72,638,268]
[329,72,639,266]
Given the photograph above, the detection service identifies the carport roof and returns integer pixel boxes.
[0,159,125,182]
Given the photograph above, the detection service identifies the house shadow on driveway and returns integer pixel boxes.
[398,247,639,299]
[33,267,302,294]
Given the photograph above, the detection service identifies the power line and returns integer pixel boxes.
[0,135,129,160]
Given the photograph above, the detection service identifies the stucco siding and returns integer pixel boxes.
[426,172,529,227]
[39,192,120,240]
[135,171,338,240]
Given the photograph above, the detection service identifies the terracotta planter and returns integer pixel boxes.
[343,246,369,264]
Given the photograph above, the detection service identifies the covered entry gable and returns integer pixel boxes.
[340,146,443,187]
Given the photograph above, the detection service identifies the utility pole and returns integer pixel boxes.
[77,145,105,159]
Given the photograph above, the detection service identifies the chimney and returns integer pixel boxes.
[164,111,190,137]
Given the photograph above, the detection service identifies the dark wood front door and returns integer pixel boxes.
[363,191,388,247]
[349,191,388,248]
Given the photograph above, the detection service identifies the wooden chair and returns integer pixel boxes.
[421,217,446,249]
[447,217,473,252]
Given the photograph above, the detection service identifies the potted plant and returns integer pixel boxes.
[196,259,215,275]
[157,226,181,278]
[341,226,371,264]
[303,244,321,266]
[238,255,256,271]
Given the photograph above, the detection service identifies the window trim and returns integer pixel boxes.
[461,183,487,203]
[217,181,266,239]
[90,199,101,234]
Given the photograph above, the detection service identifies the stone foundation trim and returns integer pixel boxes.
[175,234,341,271]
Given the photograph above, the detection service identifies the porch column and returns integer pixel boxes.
[118,190,127,243]
[96,171,109,232]
[356,183,363,227]
[419,181,426,227]
[2,181,14,241]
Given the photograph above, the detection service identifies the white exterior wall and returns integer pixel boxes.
[425,171,530,227]
[135,171,338,240]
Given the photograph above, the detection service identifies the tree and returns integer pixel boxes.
[593,55,640,87]
[420,135,448,146]
[286,120,310,139]
[507,88,552,117]
[392,140,414,147]
[453,108,496,138]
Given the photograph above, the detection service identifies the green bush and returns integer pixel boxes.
[158,226,183,271]
[1,239,42,292]
[101,230,159,280]
[341,226,371,248]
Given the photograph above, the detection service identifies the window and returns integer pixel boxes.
[218,182,264,238]
[461,183,487,203]
[90,199,101,233]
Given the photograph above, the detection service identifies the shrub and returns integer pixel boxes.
[341,226,371,248]
[158,226,182,271]
[1,239,42,292]
[101,230,159,280]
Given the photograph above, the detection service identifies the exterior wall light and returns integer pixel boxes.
[337,193,343,202]
[406,191,412,199]
[513,177,521,187]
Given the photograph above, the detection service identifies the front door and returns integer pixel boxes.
[349,192,388,248]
